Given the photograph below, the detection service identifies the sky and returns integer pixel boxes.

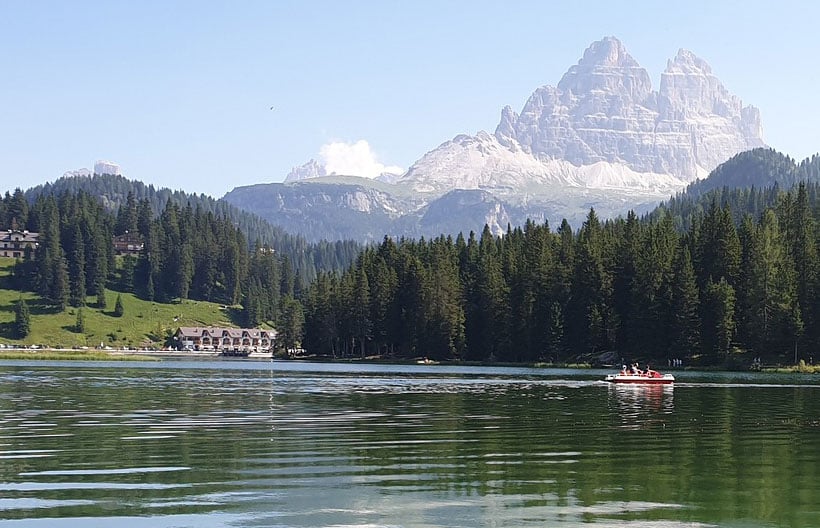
[1,0,818,198]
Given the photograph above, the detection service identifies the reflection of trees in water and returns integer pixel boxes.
[608,384,675,429]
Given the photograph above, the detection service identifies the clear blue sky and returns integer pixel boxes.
[1,0,817,198]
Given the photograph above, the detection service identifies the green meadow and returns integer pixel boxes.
[0,257,237,349]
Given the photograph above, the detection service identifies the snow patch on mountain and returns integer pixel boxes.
[400,131,687,197]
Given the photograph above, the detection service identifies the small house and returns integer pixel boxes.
[0,229,39,258]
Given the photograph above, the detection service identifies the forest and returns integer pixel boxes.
[302,182,820,366]
[1,189,314,349]
[22,173,362,283]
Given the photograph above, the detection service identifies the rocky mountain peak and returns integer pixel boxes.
[666,48,713,75]
[557,36,652,100]
[285,159,327,182]
[495,37,765,179]
[578,36,638,68]
[659,48,739,117]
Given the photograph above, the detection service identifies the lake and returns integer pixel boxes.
[0,360,818,527]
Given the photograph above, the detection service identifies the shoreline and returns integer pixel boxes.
[0,347,276,362]
[0,348,818,373]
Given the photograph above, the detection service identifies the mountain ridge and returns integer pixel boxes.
[225,36,766,242]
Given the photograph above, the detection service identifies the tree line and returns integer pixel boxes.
[3,190,306,347]
[21,173,362,283]
[302,182,820,366]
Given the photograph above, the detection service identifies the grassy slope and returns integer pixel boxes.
[0,258,237,349]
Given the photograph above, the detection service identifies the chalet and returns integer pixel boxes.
[113,232,144,255]
[0,229,39,258]
[174,326,277,352]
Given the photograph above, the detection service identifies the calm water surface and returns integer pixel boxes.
[0,360,818,527]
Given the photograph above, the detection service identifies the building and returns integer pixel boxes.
[0,229,39,258]
[174,326,277,352]
[113,232,144,255]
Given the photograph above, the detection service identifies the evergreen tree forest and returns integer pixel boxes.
[303,182,820,366]
[22,173,362,283]
[1,190,306,330]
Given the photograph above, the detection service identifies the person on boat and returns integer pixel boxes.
[620,365,628,375]
[631,363,642,375]
[644,364,655,377]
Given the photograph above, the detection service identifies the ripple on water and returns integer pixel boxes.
[1,363,819,527]
[19,466,190,476]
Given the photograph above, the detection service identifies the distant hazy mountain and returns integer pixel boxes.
[225,37,766,242]
[646,147,820,228]
[681,148,817,198]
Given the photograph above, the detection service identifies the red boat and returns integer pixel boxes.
[604,370,675,384]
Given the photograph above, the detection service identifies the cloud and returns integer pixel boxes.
[319,140,403,178]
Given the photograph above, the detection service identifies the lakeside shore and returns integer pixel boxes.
[0,346,279,362]
[1,348,818,373]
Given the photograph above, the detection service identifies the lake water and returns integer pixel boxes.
[0,360,818,527]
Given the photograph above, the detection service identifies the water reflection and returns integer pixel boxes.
[0,362,818,527]
[607,383,674,430]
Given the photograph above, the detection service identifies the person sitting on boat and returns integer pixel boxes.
[631,363,642,375]
[620,365,628,375]
[644,364,655,377]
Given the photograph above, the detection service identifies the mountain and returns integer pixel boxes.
[646,148,820,229]
[224,37,766,242]
[221,176,426,241]
[681,148,815,198]
[285,159,326,182]
[493,38,763,179]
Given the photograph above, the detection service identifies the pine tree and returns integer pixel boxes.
[546,301,566,363]
[146,273,155,302]
[366,254,398,357]
[739,209,802,358]
[14,298,30,338]
[97,289,107,309]
[350,266,372,358]
[53,256,69,312]
[177,242,194,299]
[115,191,139,236]
[669,245,700,359]
[701,278,736,363]
[278,296,304,355]
[612,211,642,356]
[136,198,153,238]
[697,203,741,288]
[7,188,29,228]
[75,308,85,333]
[568,209,614,354]
[472,225,508,360]
[423,237,466,360]
[242,281,261,327]
[631,215,678,358]
[395,254,427,359]
[782,183,818,353]
[34,197,61,304]
[303,273,339,356]
[85,230,109,297]
[68,224,86,307]
[114,294,124,317]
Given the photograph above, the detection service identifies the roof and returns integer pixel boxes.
[1,229,39,243]
[175,326,275,339]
